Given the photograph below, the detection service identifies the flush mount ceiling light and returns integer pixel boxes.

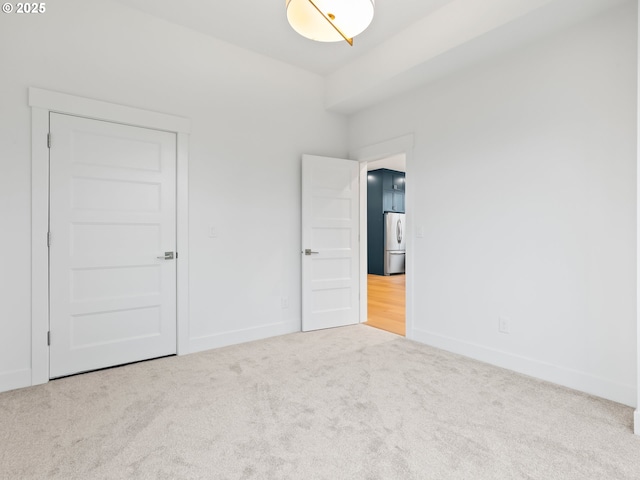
[286,0,375,46]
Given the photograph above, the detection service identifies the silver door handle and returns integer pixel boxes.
[303,249,319,256]
[157,252,174,260]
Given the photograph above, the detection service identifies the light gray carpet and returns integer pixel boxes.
[1,325,639,479]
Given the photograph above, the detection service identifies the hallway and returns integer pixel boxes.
[365,274,405,336]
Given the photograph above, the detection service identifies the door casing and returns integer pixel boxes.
[29,87,191,386]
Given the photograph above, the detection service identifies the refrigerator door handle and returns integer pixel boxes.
[397,219,402,244]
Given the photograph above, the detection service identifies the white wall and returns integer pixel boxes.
[0,0,347,391]
[350,2,638,406]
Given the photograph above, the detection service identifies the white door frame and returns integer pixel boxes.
[636,2,640,432]
[350,134,415,338]
[29,87,191,386]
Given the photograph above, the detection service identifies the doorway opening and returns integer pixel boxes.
[363,154,406,336]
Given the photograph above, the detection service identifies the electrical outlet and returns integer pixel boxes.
[498,317,510,334]
[281,297,289,309]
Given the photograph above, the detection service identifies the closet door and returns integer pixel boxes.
[49,113,177,377]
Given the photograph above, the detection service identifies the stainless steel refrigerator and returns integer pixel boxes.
[384,212,406,275]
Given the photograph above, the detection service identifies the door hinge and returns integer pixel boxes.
[47,231,51,247]
[47,331,50,346]
[47,133,51,148]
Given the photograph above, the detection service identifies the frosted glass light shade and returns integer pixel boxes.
[286,0,375,43]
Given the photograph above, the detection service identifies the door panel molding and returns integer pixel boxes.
[29,88,190,388]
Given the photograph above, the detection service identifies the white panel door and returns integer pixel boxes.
[49,113,177,378]
[301,154,359,332]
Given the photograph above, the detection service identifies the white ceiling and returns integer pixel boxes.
[112,0,629,113]
[111,0,455,75]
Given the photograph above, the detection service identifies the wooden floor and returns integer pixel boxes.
[366,274,406,336]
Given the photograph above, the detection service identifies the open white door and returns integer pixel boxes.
[301,154,359,332]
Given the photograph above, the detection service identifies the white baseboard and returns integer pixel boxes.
[412,328,636,407]
[635,410,640,435]
[187,321,296,355]
[0,368,31,394]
